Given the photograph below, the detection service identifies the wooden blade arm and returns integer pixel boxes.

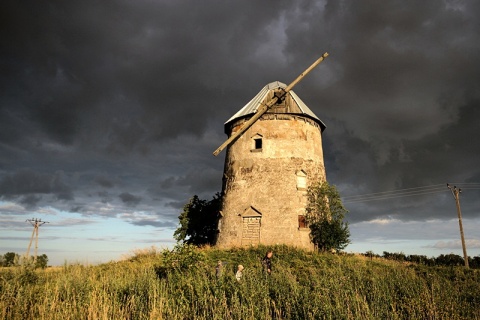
[284,52,329,92]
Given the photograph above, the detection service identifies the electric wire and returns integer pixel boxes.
[341,183,479,203]
[342,184,445,202]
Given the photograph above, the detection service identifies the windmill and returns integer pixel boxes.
[214,53,329,249]
[25,218,49,264]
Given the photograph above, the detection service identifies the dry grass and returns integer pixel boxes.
[1,244,479,319]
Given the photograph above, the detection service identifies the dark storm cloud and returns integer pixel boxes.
[304,0,480,139]
[0,169,73,208]
[94,175,115,188]
[19,194,43,209]
[158,168,221,197]
[1,0,299,154]
[0,0,479,242]
[119,192,142,206]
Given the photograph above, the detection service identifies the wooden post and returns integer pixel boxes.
[25,218,48,264]
[25,221,36,260]
[447,184,469,268]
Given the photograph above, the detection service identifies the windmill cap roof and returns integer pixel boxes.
[225,81,326,130]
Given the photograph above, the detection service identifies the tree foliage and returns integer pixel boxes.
[2,252,19,267]
[35,254,49,269]
[306,181,350,252]
[174,193,221,246]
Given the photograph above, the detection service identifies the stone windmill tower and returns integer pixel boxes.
[213,53,329,250]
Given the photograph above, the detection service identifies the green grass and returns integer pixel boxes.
[1,244,479,319]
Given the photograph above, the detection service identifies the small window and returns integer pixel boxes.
[298,215,307,228]
[254,138,262,150]
[251,134,263,152]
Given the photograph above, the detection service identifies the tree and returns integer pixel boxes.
[174,193,221,246]
[35,254,49,269]
[3,252,19,267]
[435,253,464,266]
[305,181,350,252]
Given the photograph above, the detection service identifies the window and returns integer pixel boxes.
[251,134,263,152]
[298,215,307,229]
[254,138,262,150]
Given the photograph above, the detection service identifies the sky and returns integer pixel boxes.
[1,0,479,266]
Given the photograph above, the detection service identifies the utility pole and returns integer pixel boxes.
[447,184,469,268]
[25,218,49,264]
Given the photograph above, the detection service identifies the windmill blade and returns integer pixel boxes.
[284,52,329,92]
[213,52,329,156]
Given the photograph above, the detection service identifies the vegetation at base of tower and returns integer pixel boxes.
[174,193,221,246]
[1,245,480,319]
[306,181,351,252]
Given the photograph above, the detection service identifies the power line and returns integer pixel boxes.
[342,183,480,203]
[342,184,448,203]
[343,189,448,203]
[343,183,446,199]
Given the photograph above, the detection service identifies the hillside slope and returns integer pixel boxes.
[1,245,479,319]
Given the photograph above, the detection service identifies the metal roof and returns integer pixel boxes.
[225,81,326,130]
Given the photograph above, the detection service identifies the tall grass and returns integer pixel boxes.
[1,244,479,319]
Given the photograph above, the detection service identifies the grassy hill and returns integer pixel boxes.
[1,244,479,319]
